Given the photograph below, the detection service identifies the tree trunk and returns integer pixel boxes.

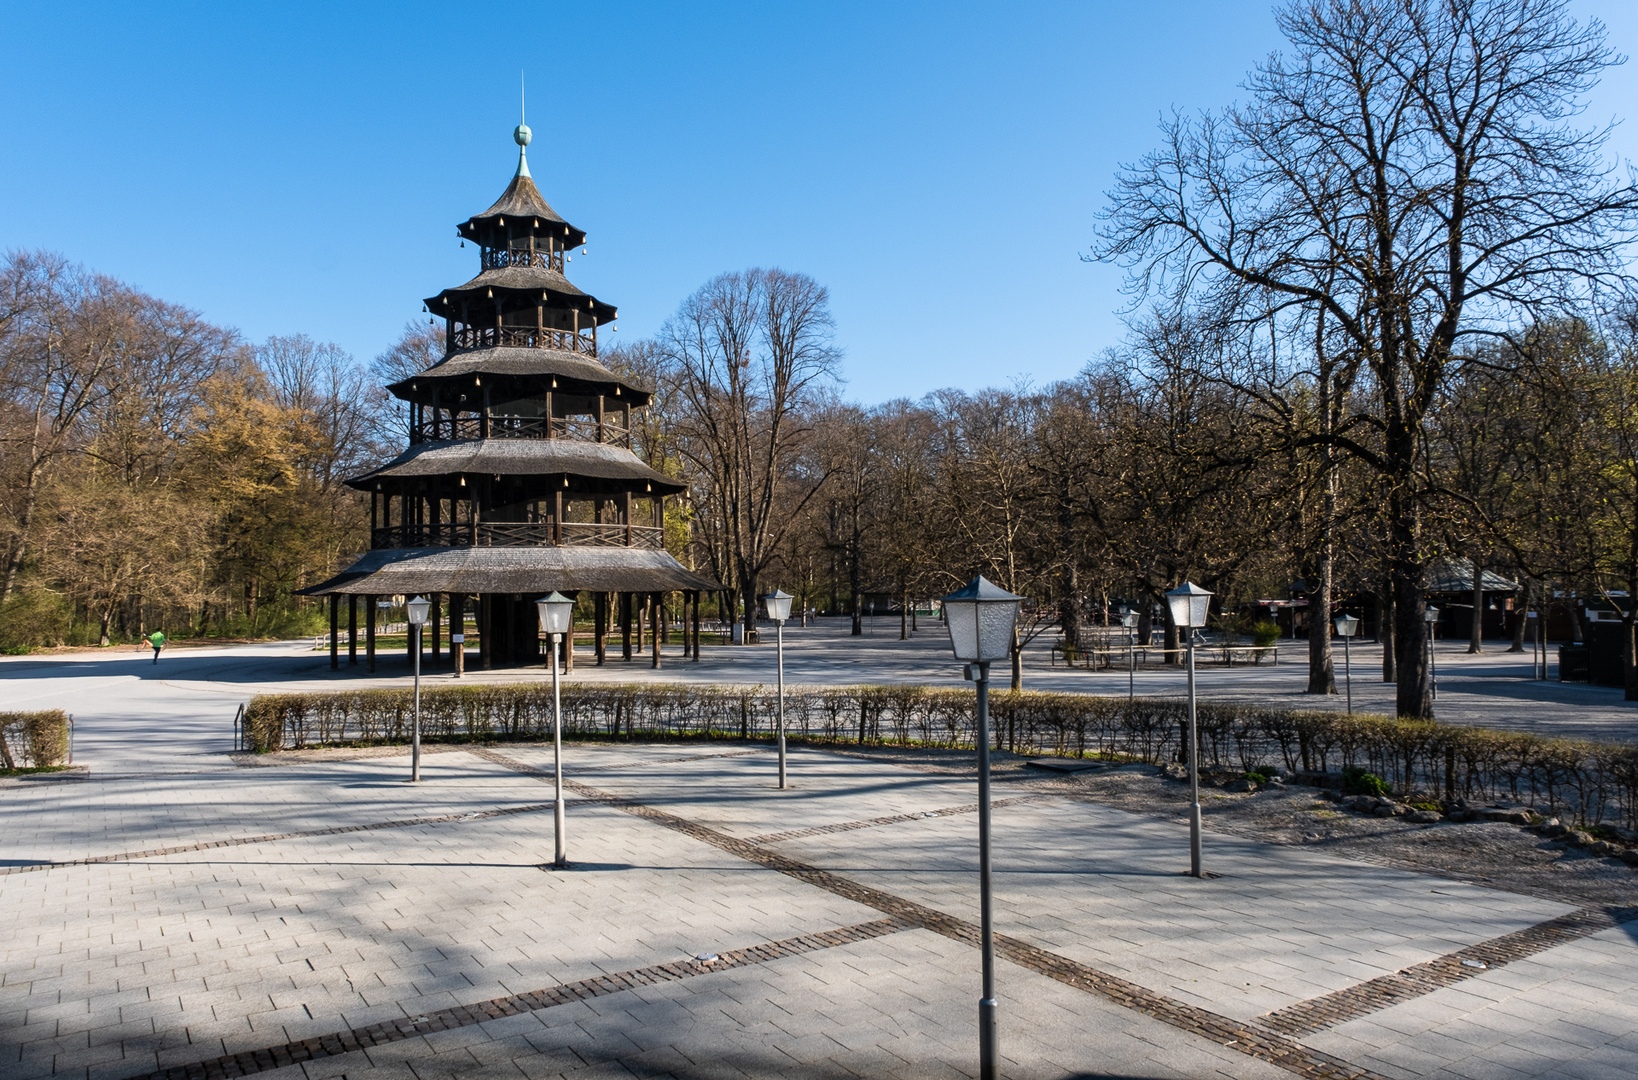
[1060,559,1081,651]
[1621,615,1638,702]
[1390,501,1433,716]
[1508,579,1529,653]
[1379,575,1396,683]
[1,478,41,600]
[899,589,908,640]
[1468,555,1484,654]
[1010,625,1022,691]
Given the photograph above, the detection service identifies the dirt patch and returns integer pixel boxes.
[837,744,1638,908]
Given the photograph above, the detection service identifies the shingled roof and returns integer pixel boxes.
[458,171,587,249]
[387,346,651,404]
[347,438,686,493]
[298,545,718,597]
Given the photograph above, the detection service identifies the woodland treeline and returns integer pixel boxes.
[3,0,1636,718]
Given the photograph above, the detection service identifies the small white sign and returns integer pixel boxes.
[451,634,465,643]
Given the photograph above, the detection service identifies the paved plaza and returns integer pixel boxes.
[3,623,1637,1079]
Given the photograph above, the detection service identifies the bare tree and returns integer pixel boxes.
[658,269,841,635]
[1096,0,1638,717]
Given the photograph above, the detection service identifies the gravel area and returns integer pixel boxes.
[839,743,1638,909]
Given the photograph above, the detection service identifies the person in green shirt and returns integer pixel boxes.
[146,630,165,664]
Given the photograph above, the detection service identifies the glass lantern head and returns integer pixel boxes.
[763,589,794,623]
[1334,613,1361,638]
[1120,610,1139,629]
[1424,605,1440,624]
[536,591,575,635]
[405,596,431,626]
[940,575,1024,663]
[1165,582,1214,630]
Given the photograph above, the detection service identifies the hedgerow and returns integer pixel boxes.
[242,684,1638,829]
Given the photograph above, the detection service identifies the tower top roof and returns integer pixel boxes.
[458,126,586,248]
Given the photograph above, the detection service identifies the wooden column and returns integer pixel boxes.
[621,592,633,660]
[595,592,607,665]
[624,491,633,547]
[565,597,576,673]
[636,593,645,652]
[479,595,491,670]
[431,595,442,661]
[329,595,339,670]
[692,590,701,662]
[555,489,564,544]
[651,593,663,669]
[348,594,358,665]
[366,594,377,673]
[596,395,605,444]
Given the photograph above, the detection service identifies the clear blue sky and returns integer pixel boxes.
[3,1,1635,404]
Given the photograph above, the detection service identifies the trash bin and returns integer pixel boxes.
[732,623,745,645]
[1558,644,1589,682]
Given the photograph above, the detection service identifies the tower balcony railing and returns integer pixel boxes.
[453,325,597,355]
[372,522,663,550]
[412,415,631,444]
[481,248,565,273]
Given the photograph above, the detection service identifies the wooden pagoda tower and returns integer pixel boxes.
[302,121,717,670]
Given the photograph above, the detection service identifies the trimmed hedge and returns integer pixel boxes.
[243,684,1638,829]
[0,710,71,769]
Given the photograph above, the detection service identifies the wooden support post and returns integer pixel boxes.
[651,592,662,669]
[565,597,576,673]
[366,594,377,673]
[329,595,339,670]
[636,593,645,652]
[432,595,442,661]
[621,592,633,660]
[692,590,702,662]
[348,594,358,665]
[479,595,491,670]
[595,592,607,665]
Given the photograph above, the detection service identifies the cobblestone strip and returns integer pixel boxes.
[577,746,772,772]
[1259,904,1638,1036]
[0,801,560,877]
[742,795,1050,845]
[126,918,910,1080]
[472,748,1388,1080]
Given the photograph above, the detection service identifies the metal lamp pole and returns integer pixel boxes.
[406,596,430,782]
[537,592,575,868]
[940,575,1024,1080]
[1120,610,1138,702]
[1166,582,1213,878]
[764,590,794,788]
[1426,606,1440,700]
[1334,613,1359,716]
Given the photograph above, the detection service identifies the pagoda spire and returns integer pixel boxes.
[514,75,532,179]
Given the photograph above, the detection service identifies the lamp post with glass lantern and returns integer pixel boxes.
[406,596,430,782]
[1120,609,1139,701]
[1165,582,1213,878]
[1425,605,1440,700]
[940,575,1024,1080]
[536,592,575,868]
[1334,613,1360,715]
[763,589,794,788]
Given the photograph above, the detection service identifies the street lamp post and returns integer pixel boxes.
[1334,613,1360,715]
[1425,605,1440,700]
[1120,609,1139,702]
[405,596,430,782]
[940,575,1024,1080]
[763,589,794,788]
[536,592,575,868]
[1166,582,1213,878]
